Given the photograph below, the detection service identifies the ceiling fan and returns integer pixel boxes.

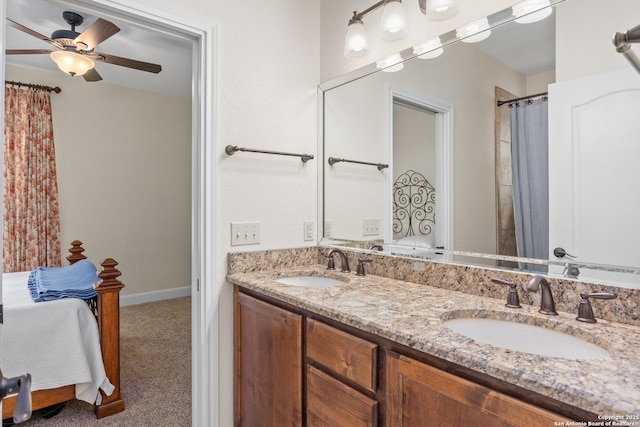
[6,11,162,82]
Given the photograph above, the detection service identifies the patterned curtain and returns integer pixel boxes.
[3,86,61,272]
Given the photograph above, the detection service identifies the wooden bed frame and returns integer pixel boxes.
[2,240,125,420]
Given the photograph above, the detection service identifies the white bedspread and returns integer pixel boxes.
[1,271,114,403]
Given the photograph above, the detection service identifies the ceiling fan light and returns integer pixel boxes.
[380,0,408,41]
[513,0,552,24]
[344,16,369,57]
[425,0,459,21]
[50,50,95,76]
[456,17,491,43]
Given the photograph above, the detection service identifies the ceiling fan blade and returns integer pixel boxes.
[93,51,162,74]
[6,49,55,55]
[83,68,103,82]
[74,18,120,51]
[6,18,62,49]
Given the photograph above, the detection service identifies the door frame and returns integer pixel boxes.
[387,87,453,250]
[0,1,218,425]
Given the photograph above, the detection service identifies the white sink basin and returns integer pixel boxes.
[443,317,610,360]
[275,276,345,288]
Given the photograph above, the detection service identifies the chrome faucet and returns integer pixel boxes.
[527,275,558,315]
[325,248,350,273]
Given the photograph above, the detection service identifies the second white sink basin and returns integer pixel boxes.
[443,317,610,360]
[275,276,345,288]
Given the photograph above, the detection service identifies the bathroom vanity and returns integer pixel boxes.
[229,248,640,426]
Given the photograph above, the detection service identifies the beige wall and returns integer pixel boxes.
[556,0,640,81]
[394,106,436,185]
[527,70,556,94]
[5,64,192,297]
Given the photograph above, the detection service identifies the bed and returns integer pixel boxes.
[1,240,125,420]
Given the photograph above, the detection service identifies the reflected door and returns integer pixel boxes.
[548,68,640,286]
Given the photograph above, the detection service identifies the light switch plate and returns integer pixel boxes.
[324,221,333,237]
[231,222,261,246]
[304,221,314,241]
[362,218,380,236]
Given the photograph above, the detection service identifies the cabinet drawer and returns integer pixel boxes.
[306,318,377,392]
[307,365,378,427]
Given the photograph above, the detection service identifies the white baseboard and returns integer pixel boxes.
[120,286,191,307]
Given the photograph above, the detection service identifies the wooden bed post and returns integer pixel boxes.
[94,258,126,418]
[66,240,87,264]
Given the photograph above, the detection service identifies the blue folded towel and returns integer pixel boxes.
[28,259,99,302]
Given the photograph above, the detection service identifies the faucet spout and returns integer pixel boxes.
[325,249,350,273]
[527,275,558,315]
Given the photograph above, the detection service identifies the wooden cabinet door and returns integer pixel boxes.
[234,291,303,427]
[385,352,568,427]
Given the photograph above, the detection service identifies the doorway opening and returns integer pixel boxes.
[388,90,453,252]
[0,1,217,425]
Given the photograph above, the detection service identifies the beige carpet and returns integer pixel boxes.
[12,297,192,426]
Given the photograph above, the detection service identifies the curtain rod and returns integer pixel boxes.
[4,80,62,94]
[497,91,547,107]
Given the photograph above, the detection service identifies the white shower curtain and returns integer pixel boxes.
[510,98,549,266]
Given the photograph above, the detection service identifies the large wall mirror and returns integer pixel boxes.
[320,0,640,289]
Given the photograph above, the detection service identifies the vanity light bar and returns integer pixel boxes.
[328,157,388,170]
[225,145,314,163]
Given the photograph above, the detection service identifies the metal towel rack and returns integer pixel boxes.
[328,157,388,170]
[225,145,314,163]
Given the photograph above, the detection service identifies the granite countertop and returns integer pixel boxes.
[228,265,640,418]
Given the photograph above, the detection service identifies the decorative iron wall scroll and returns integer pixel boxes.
[393,170,435,238]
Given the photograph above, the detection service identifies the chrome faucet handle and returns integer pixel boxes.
[491,278,522,309]
[576,292,618,323]
[356,258,372,276]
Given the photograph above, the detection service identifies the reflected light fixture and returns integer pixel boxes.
[413,36,443,59]
[344,0,409,58]
[344,0,459,58]
[456,17,491,43]
[513,0,552,24]
[420,0,459,21]
[376,53,404,72]
[50,50,95,76]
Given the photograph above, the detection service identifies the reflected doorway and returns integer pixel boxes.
[389,92,452,251]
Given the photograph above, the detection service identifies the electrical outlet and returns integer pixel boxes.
[230,222,261,246]
[303,221,314,241]
[324,221,333,237]
[362,218,380,236]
